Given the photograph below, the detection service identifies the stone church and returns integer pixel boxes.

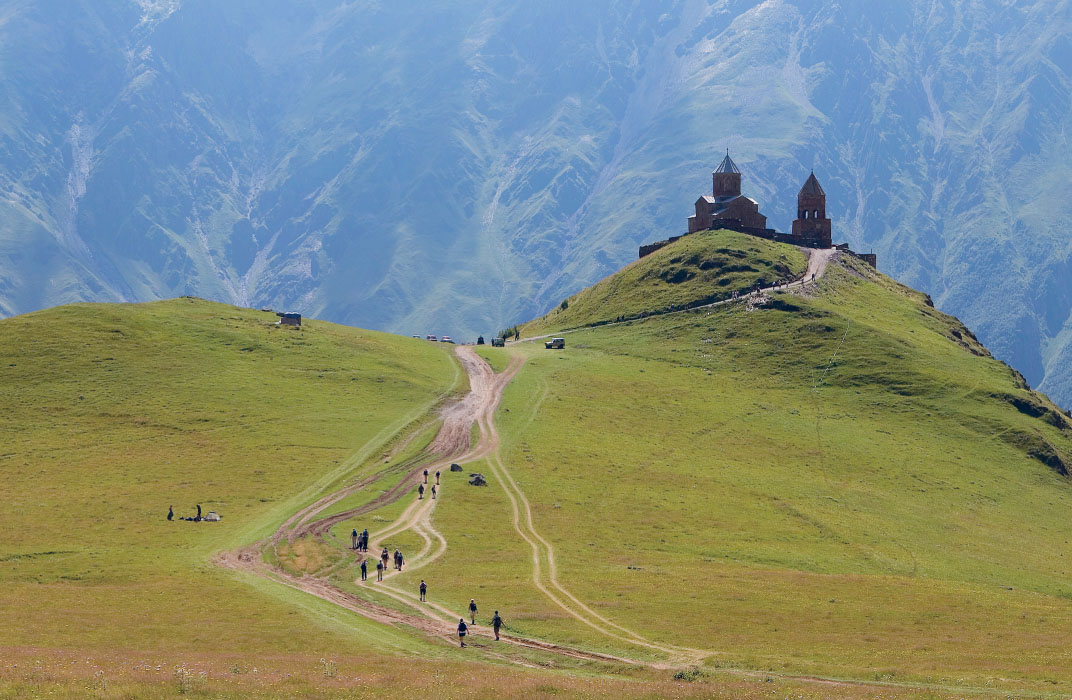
[687,153,768,233]
[640,151,874,266]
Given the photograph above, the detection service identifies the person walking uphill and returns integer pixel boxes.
[457,618,468,647]
[351,528,358,550]
[435,470,440,485]
[376,559,383,582]
[419,580,427,602]
[381,547,390,572]
[491,611,504,640]
[424,469,429,484]
[468,599,477,624]
[418,483,425,500]
[360,558,367,581]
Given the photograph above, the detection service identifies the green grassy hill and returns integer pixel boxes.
[402,230,1072,692]
[0,299,469,692]
[522,230,808,335]
[6,231,1072,699]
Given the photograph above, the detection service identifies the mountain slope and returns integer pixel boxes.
[408,229,1072,689]
[1,0,1070,410]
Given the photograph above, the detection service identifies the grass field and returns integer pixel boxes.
[6,230,1072,698]
[0,299,466,681]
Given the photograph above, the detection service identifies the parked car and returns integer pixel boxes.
[545,337,565,349]
[426,335,438,341]
[491,337,505,347]
[441,336,454,344]
[412,335,422,339]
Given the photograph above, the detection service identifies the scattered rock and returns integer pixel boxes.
[468,473,487,486]
[450,463,462,472]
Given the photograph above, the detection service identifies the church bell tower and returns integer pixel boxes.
[712,151,742,199]
[791,172,832,247]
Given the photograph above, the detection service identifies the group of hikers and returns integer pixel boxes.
[348,467,510,648]
[166,504,219,522]
[354,539,406,583]
[351,527,370,552]
[456,600,505,647]
[417,468,440,500]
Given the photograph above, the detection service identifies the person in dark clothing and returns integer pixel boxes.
[381,548,390,572]
[360,559,367,581]
[423,469,429,483]
[376,560,383,582]
[419,580,427,601]
[457,619,468,647]
[351,528,358,550]
[194,504,202,522]
[361,529,369,552]
[167,506,173,521]
[431,484,437,499]
[435,470,440,485]
[514,329,520,341]
[491,611,503,640]
[418,483,425,500]
[468,599,477,624]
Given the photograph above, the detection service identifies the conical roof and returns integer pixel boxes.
[799,172,825,196]
[713,152,741,174]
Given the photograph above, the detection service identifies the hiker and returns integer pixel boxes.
[167,506,173,521]
[376,560,383,582]
[394,549,404,570]
[360,559,367,581]
[194,504,202,522]
[419,580,427,602]
[362,529,369,552]
[423,469,429,484]
[381,547,390,571]
[435,470,440,485]
[468,599,477,624]
[457,618,468,647]
[351,528,358,550]
[514,329,520,341]
[418,483,425,500]
[491,610,503,640]
[431,484,437,499]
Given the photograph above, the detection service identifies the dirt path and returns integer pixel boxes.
[217,336,1021,696]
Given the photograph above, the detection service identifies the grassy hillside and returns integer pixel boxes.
[9,231,1072,698]
[522,230,808,335]
[0,296,946,699]
[0,299,467,682]
[395,236,1072,693]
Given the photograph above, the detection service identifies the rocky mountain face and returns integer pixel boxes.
[1,0,1070,405]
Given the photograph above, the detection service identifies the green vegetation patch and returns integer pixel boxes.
[0,298,458,657]
[522,230,807,335]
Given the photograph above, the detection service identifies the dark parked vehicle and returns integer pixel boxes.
[491,337,505,347]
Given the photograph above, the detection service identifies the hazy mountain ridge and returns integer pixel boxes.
[1,0,1070,404]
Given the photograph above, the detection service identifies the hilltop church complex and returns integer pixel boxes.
[640,153,876,267]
